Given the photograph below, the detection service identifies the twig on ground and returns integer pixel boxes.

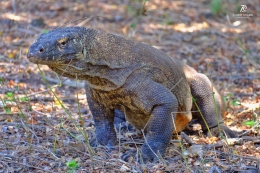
[209,165,222,173]
[0,121,47,129]
[181,132,195,145]
[2,158,53,173]
[21,119,40,144]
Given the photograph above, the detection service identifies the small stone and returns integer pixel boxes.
[120,164,130,172]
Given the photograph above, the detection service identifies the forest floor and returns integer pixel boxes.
[0,0,260,172]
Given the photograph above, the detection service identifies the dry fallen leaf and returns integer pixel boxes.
[8,52,15,58]
[28,118,38,125]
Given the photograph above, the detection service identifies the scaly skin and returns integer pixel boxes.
[27,26,236,162]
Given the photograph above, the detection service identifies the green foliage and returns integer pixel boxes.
[243,120,256,127]
[224,93,241,108]
[1,92,13,114]
[43,29,49,34]
[17,112,25,117]
[4,107,11,114]
[0,77,3,84]
[223,93,233,102]
[231,99,241,106]
[20,96,29,102]
[130,22,137,29]
[223,96,228,102]
[66,160,79,172]
[210,0,224,15]
[6,92,14,101]
[6,92,13,97]
[2,90,30,114]
[29,104,33,111]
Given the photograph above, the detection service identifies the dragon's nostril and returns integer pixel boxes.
[39,48,44,53]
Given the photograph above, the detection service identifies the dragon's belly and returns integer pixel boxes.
[91,89,150,130]
[118,105,150,130]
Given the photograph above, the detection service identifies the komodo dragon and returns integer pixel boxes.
[27,26,236,162]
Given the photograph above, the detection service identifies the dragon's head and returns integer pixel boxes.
[27,26,87,66]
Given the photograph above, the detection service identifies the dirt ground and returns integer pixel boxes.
[0,0,260,172]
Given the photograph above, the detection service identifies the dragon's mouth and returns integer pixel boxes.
[27,52,78,66]
[27,56,61,66]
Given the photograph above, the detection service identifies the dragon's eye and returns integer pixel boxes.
[58,37,68,46]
